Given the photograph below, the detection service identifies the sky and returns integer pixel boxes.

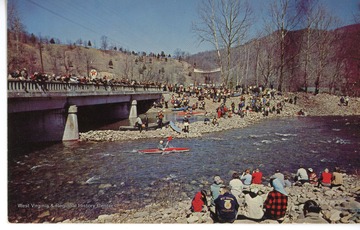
[6,0,360,55]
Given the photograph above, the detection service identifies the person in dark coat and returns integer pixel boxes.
[214,186,239,223]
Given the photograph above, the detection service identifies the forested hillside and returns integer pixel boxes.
[187,24,360,96]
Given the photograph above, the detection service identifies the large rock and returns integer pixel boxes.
[325,190,336,197]
[329,210,342,222]
[97,214,113,222]
[340,201,360,213]
[187,215,199,223]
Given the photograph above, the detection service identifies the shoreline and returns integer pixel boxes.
[80,92,360,142]
[63,173,360,224]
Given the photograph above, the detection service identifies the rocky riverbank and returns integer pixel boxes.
[79,92,360,142]
[73,92,360,224]
[62,174,360,224]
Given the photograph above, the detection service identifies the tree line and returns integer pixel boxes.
[192,0,360,96]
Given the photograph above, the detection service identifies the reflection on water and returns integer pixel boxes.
[8,116,360,222]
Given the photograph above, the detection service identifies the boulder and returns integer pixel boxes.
[340,201,360,213]
[97,214,113,222]
[329,210,342,222]
[325,190,336,197]
[187,215,199,223]
[340,215,352,223]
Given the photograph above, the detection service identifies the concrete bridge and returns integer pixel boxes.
[8,80,163,145]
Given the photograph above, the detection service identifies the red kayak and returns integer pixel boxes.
[138,147,190,154]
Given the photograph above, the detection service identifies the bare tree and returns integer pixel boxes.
[7,0,26,70]
[257,34,277,88]
[265,0,301,92]
[312,6,339,94]
[100,35,108,50]
[193,0,253,87]
[354,2,360,23]
[297,0,320,92]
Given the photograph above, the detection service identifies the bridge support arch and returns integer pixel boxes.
[62,105,79,141]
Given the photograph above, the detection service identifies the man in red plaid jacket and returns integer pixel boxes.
[264,178,288,221]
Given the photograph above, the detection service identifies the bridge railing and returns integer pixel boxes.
[8,79,163,96]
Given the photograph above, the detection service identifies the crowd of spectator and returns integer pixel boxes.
[191,165,343,224]
[8,67,166,91]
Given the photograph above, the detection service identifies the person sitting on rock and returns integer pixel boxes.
[229,172,243,204]
[308,168,318,186]
[191,190,208,212]
[294,165,309,185]
[318,168,332,187]
[331,167,343,188]
[263,178,288,222]
[241,169,252,189]
[295,200,328,224]
[238,187,264,222]
[210,176,225,207]
[271,169,285,186]
[251,168,263,185]
[213,186,239,223]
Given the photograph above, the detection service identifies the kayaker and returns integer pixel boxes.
[158,140,165,150]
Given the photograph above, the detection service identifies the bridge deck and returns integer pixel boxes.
[8,80,163,97]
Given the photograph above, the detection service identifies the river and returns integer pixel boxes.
[8,115,360,222]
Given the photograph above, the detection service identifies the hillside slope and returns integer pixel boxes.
[7,38,194,84]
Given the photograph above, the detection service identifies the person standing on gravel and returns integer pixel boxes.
[135,116,143,133]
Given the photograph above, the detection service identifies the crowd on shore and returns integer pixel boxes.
[190,165,347,224]
[65,165,360,224]
[80,83,360,142]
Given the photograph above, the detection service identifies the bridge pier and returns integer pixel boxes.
[62,105,79,141]
[129,100,137,118]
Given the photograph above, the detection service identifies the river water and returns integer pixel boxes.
[8,115,360,222]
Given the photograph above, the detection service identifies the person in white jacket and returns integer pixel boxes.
[242,188,264,221]
[229,172,243,204]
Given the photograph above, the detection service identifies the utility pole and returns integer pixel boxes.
[39,42,44,73]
